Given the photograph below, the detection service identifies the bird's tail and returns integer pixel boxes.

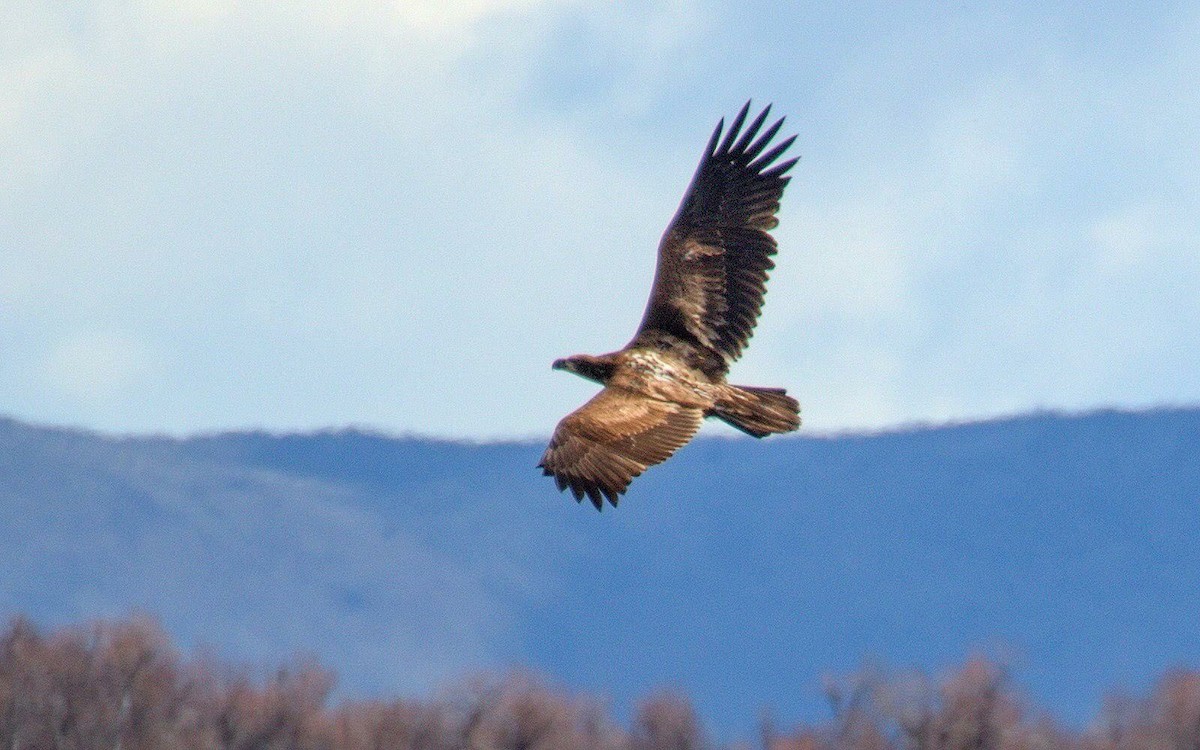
[713,385,801,438]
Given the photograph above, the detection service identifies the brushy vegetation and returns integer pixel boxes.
[1,616,1198,750]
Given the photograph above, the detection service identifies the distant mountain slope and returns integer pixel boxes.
[2,409,1199,737]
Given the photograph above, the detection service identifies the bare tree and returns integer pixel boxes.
[5,615,1200,750]
[631,691,708,750]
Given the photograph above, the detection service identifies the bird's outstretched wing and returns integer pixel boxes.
[538,386,704,510]
[632,102,797,373]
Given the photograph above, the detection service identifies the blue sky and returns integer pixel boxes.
[3,0,1198,439]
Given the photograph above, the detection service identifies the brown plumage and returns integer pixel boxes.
[539,102,801,510]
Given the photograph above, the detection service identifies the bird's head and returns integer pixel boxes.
[552,354,613,384]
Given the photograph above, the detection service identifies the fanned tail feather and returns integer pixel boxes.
[713,385,801,438]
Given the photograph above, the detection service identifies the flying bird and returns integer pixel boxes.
[539,102,801,510]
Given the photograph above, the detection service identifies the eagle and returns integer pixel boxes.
[539,102,801,510]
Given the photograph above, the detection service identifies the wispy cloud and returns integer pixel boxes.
[2,0,1198,436]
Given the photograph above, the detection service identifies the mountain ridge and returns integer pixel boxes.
[2,407,1198,736]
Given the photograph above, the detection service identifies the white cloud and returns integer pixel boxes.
[44,330,152,404]
[0,50,93,193]
[1090,204,1179,277]
[114,0,581,62]
[752,9,1200,433]
[3,1,1199,437]
[1,0,708,437]
[394,0,570,32]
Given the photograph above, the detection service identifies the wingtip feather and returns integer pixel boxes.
[749,134,798,172]
[732,104,772,155]
[720,101,753,155]
[705,117,724,157]
[762,155,800,179]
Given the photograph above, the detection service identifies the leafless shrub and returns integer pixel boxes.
[892,658,1022,750]
[4,616,1200,750]
[1085,671,1200,750]
[206,662,334,750]
[450,671,623,750]
[766,659,1028,750]
[323,699,452,750]
[631,691,707,750]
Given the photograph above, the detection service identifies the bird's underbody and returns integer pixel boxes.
[539,102,801,510]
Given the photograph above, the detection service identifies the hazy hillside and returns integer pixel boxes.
[2,408,1198,736]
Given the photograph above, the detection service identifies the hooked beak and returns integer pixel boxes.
[552,358,569,371]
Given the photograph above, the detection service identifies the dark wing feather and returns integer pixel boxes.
[632,101,798,373]
[538,387,704,510]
